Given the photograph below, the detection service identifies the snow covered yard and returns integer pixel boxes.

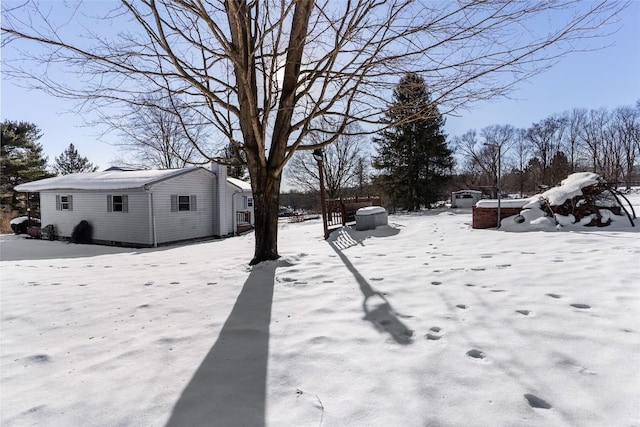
[1,194,639,426]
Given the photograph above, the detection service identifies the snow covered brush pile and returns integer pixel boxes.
[501,172,637,231]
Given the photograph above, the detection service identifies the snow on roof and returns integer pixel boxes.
[452,189,482,194]
[475,198,533,208]
[14,167,206,192]
[227,177,252,191]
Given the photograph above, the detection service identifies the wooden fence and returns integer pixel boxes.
[325,195,383,230]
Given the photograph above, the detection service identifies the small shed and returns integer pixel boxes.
[451,190,482,208]
[14,163,254,247]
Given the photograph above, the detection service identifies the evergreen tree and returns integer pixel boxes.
[221,141,248,180]
[1,120,53,212]
[53,143,98,175]
[373,73,454,210]
[549,151,572,185]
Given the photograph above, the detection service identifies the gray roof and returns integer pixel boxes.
[14,167,212,192]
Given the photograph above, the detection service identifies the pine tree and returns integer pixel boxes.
[373,73,454,210]
[53,143,98,175]
[1,120,54,212]
[221,141,248,180]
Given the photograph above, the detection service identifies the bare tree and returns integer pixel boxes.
[581,108,610,175]
[2,0,626,263]
[610,104,639,189]
[563,108,588,172]
[286,122,367,198]
[511,128,530,197]
[454,125,516,195]
[525,115,567,185]
[106,95,210,169]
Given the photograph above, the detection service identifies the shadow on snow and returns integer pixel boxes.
[328,225,414,345]
[165,261,278,427]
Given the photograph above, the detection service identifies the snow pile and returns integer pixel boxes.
[1,192,639,426]
[541,172,600,206]
[501,172,633,231]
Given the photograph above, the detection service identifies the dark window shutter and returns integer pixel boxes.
[191,195,197,211]
[171,195,178,212]
[68,195,73,211]
[56,195,61,211]
[122,195,128,213]
[107,195,113,212]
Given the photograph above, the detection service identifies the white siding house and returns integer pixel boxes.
[14,164,254,247]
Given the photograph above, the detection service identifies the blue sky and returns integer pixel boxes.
[1,2,639,172]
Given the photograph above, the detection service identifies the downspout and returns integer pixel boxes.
[231,190,243,235]
[145,185,157,248]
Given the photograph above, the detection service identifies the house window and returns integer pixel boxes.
[56,195,73,211]
[107,195,129,212]
[171,195,197,212]
[246,197,253,208]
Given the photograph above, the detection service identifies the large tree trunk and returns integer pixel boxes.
[249,167,282,265]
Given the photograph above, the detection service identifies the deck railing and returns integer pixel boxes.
[325,195,382,229]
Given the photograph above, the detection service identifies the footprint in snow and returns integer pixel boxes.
[524,394,552,409]
[516,310,532,316]
[24,354,51,364]
[570,303,591,309]
[546,293,562,299]
[425,326,443,341]
[456,304,468,309]
[466,349,485,359]
[431,281,442,286]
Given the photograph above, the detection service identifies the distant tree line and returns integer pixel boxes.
[283,97,639,213]
[453,101,640,197]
